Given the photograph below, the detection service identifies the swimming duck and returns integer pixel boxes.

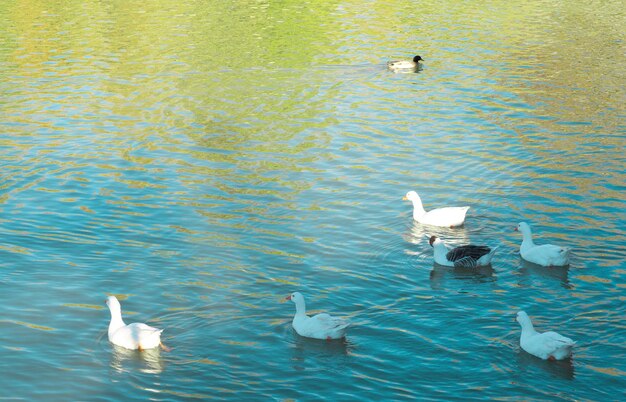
[516,311,575,361]
[286,292,350,340]
[403,191,469,227]
[106,296,167,351]
[515,222,571,266]
[387,55,424,70]
[429,235,498,268]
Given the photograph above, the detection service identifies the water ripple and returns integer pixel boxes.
[1,0,625,400]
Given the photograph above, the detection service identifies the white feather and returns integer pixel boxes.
[517,311,575,360]
[516,222,571,266]
[106,296,164,350]
[287,292,349,340]
[404,191,469,227]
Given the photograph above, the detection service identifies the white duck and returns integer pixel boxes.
[286,292,350,340]
[515,222,571,266]
[387,55,424,71]
[516,311,575,360]
[429,235,498,268]
[403,191,469,227]
[106,296,167,351]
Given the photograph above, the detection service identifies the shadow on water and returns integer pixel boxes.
[516,350,575,380]
[518,259,571,289]
[387,65,424,74]
[429,263,495,290]
[110,345,164,374]
[289,330,352,371]
[403,221,471,247]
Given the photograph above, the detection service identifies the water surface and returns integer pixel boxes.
[1,0,625,400]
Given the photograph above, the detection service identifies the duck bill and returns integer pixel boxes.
[285,295,291,301]
[402,196,408,200]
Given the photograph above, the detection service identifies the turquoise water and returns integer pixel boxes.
[1,1,625,400]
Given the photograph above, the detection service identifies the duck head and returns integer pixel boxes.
[516,311,531,327]
[413,55,424,62]
[429,235,442,247]
[402,191,420,202]
[286,292,304,303]
[286,292,306,315]
[106,295,122,313]
[515,222,532,236]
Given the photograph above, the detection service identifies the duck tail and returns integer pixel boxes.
[478,246,497,266]
[336,320,351,331]
[144,328,163,340]
[487,245,499,259]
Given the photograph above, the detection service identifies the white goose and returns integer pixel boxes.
[429,235,498,268]
[515,222,571,266]
[516,311,575,360]
[286,292,350,340]
[106,296,167,351]
[403,191,469,227]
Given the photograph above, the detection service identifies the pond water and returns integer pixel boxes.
[1,0,625,400]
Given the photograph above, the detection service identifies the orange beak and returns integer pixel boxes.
[402,196,408,201]
[285,295,292,301]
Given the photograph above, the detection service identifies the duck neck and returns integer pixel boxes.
[433,243,450,265]
[411,197,426,219]
[521,228,535,249]
[294,299,307,318]
[108,309,125,335]
[519,320,536,339]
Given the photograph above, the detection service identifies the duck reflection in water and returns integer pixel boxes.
[516,349,575,380]
[518,259,571,289]
[290,332,352,372]
[110,344,164,374]
[403,221,470,247]
[429,263,495,290]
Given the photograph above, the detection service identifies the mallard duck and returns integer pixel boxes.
[403,191,469,227]
[515,222,571,266]
[286,292,350,340]
[387,55,423,70]
[106,296,167,351]
[516,311,575,360]
[429,235,498,268]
